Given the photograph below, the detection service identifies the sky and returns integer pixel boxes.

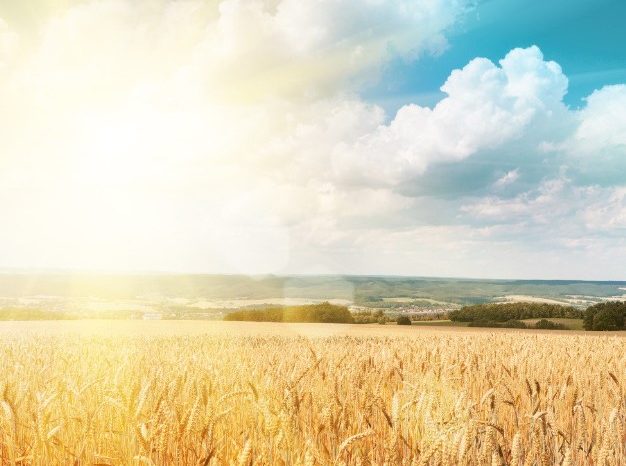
[0,0,625,280]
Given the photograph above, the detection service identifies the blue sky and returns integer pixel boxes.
[0,0,625,280]
[366,0,626,112]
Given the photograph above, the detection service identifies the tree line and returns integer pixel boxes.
[224,302,354,323]
[583,302,625,330]
[449,303,583,322]
[0,308,136,320]
[450,301,626,331]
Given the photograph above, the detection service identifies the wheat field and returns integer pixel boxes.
[0,322,624,465]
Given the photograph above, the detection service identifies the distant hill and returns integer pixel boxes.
[0,273,623,308]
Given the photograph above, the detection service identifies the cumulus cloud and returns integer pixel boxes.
[332,46,569,185]
[582,187,626,231]
[0,1,625,278]
[461,178,570,222]
[22,0,466,101]
[219,0,464,59]
[0,0,472,273]
[209,0,467,96]
[571,84,626,154]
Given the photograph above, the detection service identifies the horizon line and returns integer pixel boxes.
[0,268,624,284]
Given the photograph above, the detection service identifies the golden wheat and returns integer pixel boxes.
[0,325,623,465]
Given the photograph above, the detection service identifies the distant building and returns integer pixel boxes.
[142,312,162,320]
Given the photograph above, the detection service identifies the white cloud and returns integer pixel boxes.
[582,187,626,231]
[461,179,626,243]
[211,0,466,92]
[0,1,625,279]
[461,178,570,222]
[332,46,569,185]
[571,84,626,155]
[0,0,472,274]
[493,169,520,188]
[1,0,468,113]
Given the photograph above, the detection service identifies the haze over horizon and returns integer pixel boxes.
[1,269,626,286]
[1,0,625,280]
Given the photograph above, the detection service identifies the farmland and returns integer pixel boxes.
[1,274,625,321]
[0,321,623,465]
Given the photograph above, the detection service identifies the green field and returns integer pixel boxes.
[409,319,469,327]
[521,318,584,330]
[408,318,584,330]
[0,274,624,322]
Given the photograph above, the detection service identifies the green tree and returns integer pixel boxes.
[594,308,623,330]
[450,303,581,322]
[584,302,625,331]
[396,315,411,325]
[224,302,354,324]
[534,319,566,330]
